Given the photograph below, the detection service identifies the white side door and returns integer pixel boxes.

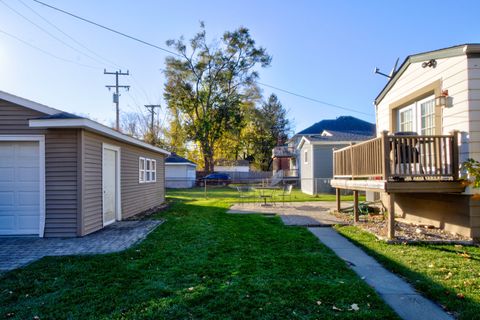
[103,147,118,226]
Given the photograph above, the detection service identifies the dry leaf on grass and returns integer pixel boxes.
[350,303,360,311]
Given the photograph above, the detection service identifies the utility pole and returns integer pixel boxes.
[104,69,130,131]
[144,104,161,132]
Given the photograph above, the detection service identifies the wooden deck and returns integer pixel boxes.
[331,131,465,239]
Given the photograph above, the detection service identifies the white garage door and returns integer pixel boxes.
[0,141,40,235]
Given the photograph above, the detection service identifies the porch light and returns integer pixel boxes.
[435,95,447,107]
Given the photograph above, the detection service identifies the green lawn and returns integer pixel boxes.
[335,226,480,320]
[0,190,395,319]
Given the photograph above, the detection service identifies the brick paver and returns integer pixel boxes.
[0,220,162,272]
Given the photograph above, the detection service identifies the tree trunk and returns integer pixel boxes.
[202,143,215,173]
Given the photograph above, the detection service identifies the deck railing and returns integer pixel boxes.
[333,131,459,181]
[272,146,296,158]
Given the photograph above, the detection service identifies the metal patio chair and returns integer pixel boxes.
[278,184,293,206]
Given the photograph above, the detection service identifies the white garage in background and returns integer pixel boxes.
[0,136,45,236]
[165,153,197,188]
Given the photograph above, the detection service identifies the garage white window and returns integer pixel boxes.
[139,157,156,183]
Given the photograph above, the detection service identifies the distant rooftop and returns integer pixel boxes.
[297,116,375,135]
[166,153,196,165]
[306,130,374,142]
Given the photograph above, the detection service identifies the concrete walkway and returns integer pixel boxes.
[308,227,453,320]
[228,201,350,226]
[0,220,162,272]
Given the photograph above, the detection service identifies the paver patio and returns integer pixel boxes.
[0,220,162,272]
[228,201,351,226]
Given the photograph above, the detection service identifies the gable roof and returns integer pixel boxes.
[0,90,170,155]
[296,129,374,149]
[166,153,196,166]
[0,90,62,115]
[375,43,480,105]
[296,116,375,135]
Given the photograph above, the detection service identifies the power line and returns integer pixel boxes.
[0,0,103,67]
[18,0,154,105]
[256,82,373,116]
[0,28,99,69]
[17,0,117,68]
[31,0,372,116]
[32,0,181,57]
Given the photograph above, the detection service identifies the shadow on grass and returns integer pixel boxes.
[1,200,397,320]
[335,226,480,320]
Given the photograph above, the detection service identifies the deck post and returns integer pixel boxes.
[353,190,359,223]
[381,130,390,180]
[336,188,341,212]
[387,193,395,239]
[450,130,459,180]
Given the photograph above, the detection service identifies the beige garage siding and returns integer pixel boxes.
[0,100,46,134]
[81,130,166,235]
[44,129,79,237]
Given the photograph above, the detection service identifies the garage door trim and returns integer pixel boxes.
[0,135,45,237]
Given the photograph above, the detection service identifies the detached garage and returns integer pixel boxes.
[0,91,169,237]
[165,153,197,188]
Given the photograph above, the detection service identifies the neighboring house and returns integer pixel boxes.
[272,116,375,180]
[331,44,480,239]
[298,130,375,194]
[165,153,197,188]
[215,159,250,172]
[0,91,169,237]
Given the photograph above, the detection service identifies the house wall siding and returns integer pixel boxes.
[313,144,349,193]
[376,55,470,162]
[81,130,166,235]
[0,101,46,134]
[44,129,79,237]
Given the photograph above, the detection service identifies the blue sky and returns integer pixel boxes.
[0,0,479,133]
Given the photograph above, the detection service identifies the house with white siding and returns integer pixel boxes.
[331,44,480,240]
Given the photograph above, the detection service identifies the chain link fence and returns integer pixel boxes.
[166,176,355,197]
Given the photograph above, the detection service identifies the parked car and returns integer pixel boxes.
[198,173,232,186]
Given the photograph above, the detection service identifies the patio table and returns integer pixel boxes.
[254,186,279,206]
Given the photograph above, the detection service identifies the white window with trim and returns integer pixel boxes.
[304,150,308,164]
[397,95,436,135]
[139,157,157,183]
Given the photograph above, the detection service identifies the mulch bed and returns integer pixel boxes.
[335,211,474,244]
